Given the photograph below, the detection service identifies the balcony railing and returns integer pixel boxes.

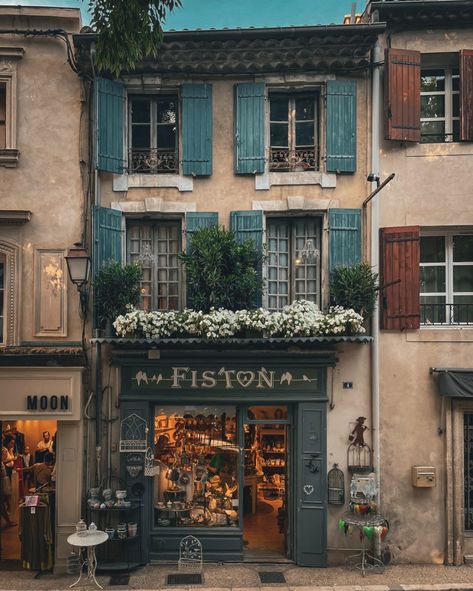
[420,303,473,326]
[128,149,178,174]
[269,147,319,172]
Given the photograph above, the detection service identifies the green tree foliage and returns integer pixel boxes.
[179,226,264,312]
[88,0,182,77]
[330,262,378,318]
[94,260,142,325]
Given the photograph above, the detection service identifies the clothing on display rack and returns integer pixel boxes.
[19,502,53,571]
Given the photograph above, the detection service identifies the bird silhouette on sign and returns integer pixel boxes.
[280,372,293,385]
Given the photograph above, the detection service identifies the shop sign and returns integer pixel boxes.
[128,365,321,393]
[26,395,69,412]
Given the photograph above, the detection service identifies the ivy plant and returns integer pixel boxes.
[179,225,264,312]
[330,262,378,318]
[88,0,182,78]
[94,260,142,326]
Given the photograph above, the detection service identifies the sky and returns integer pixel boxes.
[0,0,365,29]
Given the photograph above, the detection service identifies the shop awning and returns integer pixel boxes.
[431,368,473,398]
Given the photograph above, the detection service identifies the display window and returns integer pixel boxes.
[153,406,239,528]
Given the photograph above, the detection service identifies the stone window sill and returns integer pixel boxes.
[407,327,473,342]
[113,173,193,192]
[0,149,20,168]
[405,142,473,158]
[255,170,336,190]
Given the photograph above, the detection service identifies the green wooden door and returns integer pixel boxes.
[295,403,327,566]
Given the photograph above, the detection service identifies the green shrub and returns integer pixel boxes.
[330,262,378,318]
[179,225,264,312]
[94,260,142,325]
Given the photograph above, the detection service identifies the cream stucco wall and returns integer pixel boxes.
[377,28,473,564]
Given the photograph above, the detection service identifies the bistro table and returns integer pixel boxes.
[343,511,387,576]
[67,530,109,589]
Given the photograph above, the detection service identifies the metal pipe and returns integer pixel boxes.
[370,40,382,512]
[95,339,102,486]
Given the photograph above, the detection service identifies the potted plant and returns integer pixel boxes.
[330,262,378,320]
[94,260,142,335]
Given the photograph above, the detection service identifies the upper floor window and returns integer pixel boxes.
[0,256,4,343]
[266,217,320,311]
[127,220,182,311]
[269,93,318,172]
[420,233,473,325]
[420,64,459,143]
[129,95,178,174]
[0,82,6,150]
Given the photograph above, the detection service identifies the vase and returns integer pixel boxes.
[104,318,116,338]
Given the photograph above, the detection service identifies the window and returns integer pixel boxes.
[129,95,178,174]
[0,256,4,343]
[0,48,22,167]
[420,232,473,325]
[269,93,318,172]
[266,217,321,311]
[153,405,239,528]
[127,221,182,311]
[420,64,460,143]
[0,82,6,150]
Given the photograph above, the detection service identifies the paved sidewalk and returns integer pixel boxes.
[1,563,473,590]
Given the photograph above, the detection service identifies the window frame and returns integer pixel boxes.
[265,216,322,311]
[128,92,180,175]
[126,218,183,312]
[420,55,460,144]
[0,48,23,167]
[420,229,473,326]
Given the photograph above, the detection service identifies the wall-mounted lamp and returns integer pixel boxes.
[295,238,320,266]
[65,242,91,318]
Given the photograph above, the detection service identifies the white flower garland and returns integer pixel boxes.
[113,300,365,339]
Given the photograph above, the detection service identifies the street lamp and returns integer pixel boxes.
[65,242,91,318]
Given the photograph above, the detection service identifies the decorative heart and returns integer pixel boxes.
[236,371,255,388]
[303,484,314,496]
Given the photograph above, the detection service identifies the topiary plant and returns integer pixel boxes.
[330,262,378,318]
[179,225,264,312]
[94,260,142,326]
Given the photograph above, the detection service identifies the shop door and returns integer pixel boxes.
[295,403,326,566]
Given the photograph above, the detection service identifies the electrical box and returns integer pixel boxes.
[411,466,436,488]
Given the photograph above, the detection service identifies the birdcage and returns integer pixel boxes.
[328,463,345,505]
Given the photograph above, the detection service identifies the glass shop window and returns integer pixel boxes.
[153,406,239,528]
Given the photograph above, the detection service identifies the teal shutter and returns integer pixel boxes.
[328,208,361,273]
[93,206,123,278]
[94,77,125,173]
[230,210,264,307]
[234,83,266,174]
[326,80,357,173]
[182,84,212,176]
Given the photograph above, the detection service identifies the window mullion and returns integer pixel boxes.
[445,66,453,138]
[289,98,295,165]
[446,234,454,322]
[290,222,296,303]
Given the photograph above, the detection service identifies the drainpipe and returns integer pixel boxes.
[371,40,381,511]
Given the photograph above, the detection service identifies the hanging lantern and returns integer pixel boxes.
[328,463,345,505]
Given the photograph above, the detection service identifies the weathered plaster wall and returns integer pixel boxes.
[377,28,473,563]
[0,8,84,343]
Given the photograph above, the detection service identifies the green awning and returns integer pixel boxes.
[431,368,473,398]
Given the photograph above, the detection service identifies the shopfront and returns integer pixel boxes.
[117,350,332,567]
[0,367,83,572]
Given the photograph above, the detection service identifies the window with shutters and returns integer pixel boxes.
[269,93,319,172]
[0,47,22,167]
[0,255,4,344]
[128,95,178,174]
[266,217,321,311]
[420,57,460,143]
[420,231,473,325]
[127,220,182,311]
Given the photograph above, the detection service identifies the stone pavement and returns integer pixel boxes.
[1,563,473,591]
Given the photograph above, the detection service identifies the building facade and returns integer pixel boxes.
[0,7,85,573]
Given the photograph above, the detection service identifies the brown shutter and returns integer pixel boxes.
[380,226,420,330]
[384,48,421,142]
[460,49,473,142]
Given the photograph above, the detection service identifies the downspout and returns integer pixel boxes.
[371,40,381,511]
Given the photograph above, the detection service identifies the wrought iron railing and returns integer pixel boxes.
[128,149,178,174]
[420,303,473,326]
[269,147,319,172]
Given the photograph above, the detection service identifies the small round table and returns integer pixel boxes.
[343,512,387,576]
[67,531,109,589]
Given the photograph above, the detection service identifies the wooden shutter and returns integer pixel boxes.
[93,206,123,278]
[460,49,473,142]
[234,83,266,174]
[94,77,125,173]
[182,84,212,176]
[230,210,264,307]
[384,48,421,142]
[380,226,420,330]
[326,80,357,173]
[328,208,361,274]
